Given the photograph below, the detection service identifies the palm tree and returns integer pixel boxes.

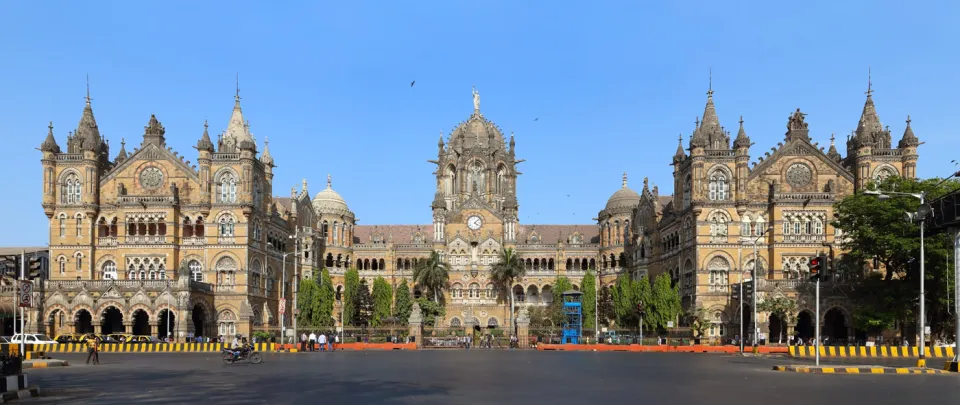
[413,251,450,303]
[490,248,526,334]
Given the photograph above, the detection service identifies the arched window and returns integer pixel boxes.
[219,215,235,236]
[683,176,692,208]
[707,256,730,291]
[62,173,82,204]
[58,214,66,237]
[189,260,203,282]
[75,253,83,274]
[58,256,66,274]
[252,220,261,241]
[741,215,752,237]
[219,172,237,203]
[75,215,83,237]
[709,212,729,238]
[101,260,117,280]
[254,180,263,208]
[813,219,823,235]
[754,216,766,236]
[709,171,728,201]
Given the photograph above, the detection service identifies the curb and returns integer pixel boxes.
[773,365,951,374]
[23,360,69,369]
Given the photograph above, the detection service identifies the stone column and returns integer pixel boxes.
[122,321,133,334]
[90,321,101,335]
[407,302,423,348]
[149,321,158,337]
[516,307,530,348]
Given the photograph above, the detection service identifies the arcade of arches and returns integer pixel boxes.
[38,302,216,339]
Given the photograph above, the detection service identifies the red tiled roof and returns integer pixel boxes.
[353,225,431,244]
[352,224,600,245]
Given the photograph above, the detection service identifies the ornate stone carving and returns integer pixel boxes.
[785,163,813,188]
[139,167,164,189]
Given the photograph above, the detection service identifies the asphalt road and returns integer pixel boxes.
[25,351,958,405]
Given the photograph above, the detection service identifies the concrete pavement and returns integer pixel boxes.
[25,352,958,404]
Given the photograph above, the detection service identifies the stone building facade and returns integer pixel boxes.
[33,80,920,342]
[626,82,920,342]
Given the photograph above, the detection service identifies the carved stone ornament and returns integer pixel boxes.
[785,163,813,188]
[139,167,165,189]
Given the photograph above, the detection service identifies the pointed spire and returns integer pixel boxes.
[865,67,873,98]
[438,131,445,148]
[115,138,128,162]
[642,176,649,191]
[826,133,841,160]
[734,115,751,149]
[226,78,255,151]
[898,114,920,148]
[75,77,101,153]
[40,121,61,153]
[673,133,686,163]
[326,174,332,189]
[260,136,275,166]
[302,178,308,193]
[622,172,628,188]
[196,120,215,152]
[855,67,883,142]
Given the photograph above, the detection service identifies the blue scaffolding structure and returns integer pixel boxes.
[561,291,583,344]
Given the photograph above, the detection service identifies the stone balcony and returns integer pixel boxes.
[125,235,168,244]
[43,279,215,293]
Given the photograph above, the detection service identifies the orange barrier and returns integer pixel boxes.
[279,343,416,351]
[536,344,789,354]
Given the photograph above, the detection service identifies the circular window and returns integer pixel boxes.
[139,167,165,189]
[785,163,813,188]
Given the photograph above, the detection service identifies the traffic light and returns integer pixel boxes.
[808,255,826,281]
[743,280,754,301]
[731,283,740,301]
[636,302,645,316]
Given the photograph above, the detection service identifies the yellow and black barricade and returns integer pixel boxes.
[789,345,955,358]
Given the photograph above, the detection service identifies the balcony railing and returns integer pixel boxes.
[117,195,176,204]
[783,234,826,243]
[125,235,168,244]
[46,279,172,291]
[183,236,206,245]
[212,153,240,160]
[55,154,83,161]
[872,148,902,157]
[217,236,236,244]
[97,237,118,246]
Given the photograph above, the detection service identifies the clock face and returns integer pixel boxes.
[467,215,483,230]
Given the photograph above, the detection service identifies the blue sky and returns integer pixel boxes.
[1,1,958,246]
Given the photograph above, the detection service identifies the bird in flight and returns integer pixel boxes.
[534,118,539,121]
[410,80,416,87]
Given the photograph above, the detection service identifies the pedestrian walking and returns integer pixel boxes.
[300,332,307,352]
[85,335,100,365]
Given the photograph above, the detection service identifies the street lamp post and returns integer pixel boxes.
[864,189,930,367]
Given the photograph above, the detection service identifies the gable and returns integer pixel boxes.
[100,143,200,186]
[748,140,854,184]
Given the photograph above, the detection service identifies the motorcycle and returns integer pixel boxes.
[222,345,263,364]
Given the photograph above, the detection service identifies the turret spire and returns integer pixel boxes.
[898,114,920,148]
[142,114,166,147]
[85,74,92,105]
[327,173,332,189]
[260,136,275,166]
[225,80,255,151]
[734,115,751,149]
[40,121,61,153]
[74,78,101,154]
[196,120,215,152]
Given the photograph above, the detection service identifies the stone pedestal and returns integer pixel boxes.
[408,302,423,348]
[516,307,530,348]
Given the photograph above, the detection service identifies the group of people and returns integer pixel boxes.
[300,332,338,351]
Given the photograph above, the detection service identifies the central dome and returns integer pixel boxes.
[605,173,641,211]
[312,175,351,213]
[449,113,507,151]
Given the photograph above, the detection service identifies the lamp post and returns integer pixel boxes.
[751,227,773,350]
[270,244,293,344]
[864,189,931,367]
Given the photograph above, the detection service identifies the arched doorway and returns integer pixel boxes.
[132,310,150,336]
[48,309,67,338]
[75,309,93,334]
[795,311,814,342]
[823,308,848,342]
[100,307,124,334]
[1,304,16,336]
[192,304,206,338]
[768,313,785,344]
[158,309,176,339]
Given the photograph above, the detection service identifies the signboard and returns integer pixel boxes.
[279,298,286,315]
[667,321,674,328]
[17,281,32,308]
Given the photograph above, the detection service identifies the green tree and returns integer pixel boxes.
[833,175,959,338]
[757,296,798,343]
[581,271,597,329]
[490,248,525,333]
[353,278,374,327]
[415,297,445,327]
[598,285,615,327]
[296,277,319,329]
[612,276,651,331]
[316,268,335,327]
[342,268,360,326]
[549,276,574,326]
[413,251,451,303]
[393,279,413,322]
[686,306,710,339]
[647,273,682,333]
[371,276,393,327]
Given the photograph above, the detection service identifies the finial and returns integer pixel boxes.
[48,121,53,131]
[643,177,649,189]
[327,174,332,188]
[264,136,269,146]
[85,74,92,104]
[622,172,628,188]
[906,114,911,126]
[677,133,683,143]
[121,138,125,148]
[865,67,873,97]
[302,178,307,190]
[235,73,241,102]
[830,133,835,144]
[707,67,713,96]
[695,116,700,128]
[739,115,744,126]
[204,119,209,129]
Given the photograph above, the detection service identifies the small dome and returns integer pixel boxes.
[312,174,350,213]
[605,173,641,211]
